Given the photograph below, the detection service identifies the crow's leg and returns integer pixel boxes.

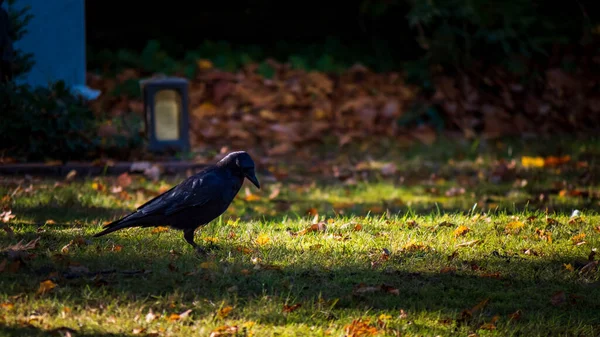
[183,228,207,255]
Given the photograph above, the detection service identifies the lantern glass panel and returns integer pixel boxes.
[153,89,182,141]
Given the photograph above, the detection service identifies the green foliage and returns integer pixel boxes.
[402,0,588,82]
[0,0,108,162]
[5,0,34,79]
[0,80,99,161]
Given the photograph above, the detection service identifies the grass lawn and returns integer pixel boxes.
[1,138,599,336]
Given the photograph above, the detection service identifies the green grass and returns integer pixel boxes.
[1,145,600,336]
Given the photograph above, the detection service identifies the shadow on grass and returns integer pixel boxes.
[0,325,128,337]
[10,204,131,226]
[1,227,599,335]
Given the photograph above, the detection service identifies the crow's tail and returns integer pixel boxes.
[93,216,141,237]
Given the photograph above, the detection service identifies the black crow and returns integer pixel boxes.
[93,151,260,253]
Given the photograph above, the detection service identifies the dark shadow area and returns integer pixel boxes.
[10,205,132,226]
[1,227,599,335]
[0,325,128,337]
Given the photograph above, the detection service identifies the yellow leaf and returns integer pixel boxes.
[505,221,525,234]
[454,225,471,237]
[563,263,574,271]
[255,234,270,246]
[37,280,57,295]
[197,59,213,70]
[218,306,233,318]
[204,237,219,244]
[378,314,392,321]
[521,156,545,168]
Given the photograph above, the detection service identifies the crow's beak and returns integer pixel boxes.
[245,170,260,189]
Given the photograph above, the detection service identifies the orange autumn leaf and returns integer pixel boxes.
[282,303,302,313]
[508,309,522,321]
[209,325,238,337]
[571,233,586,245]
[217,306,233,318]
[1,302,14,310]
[151,226,169,234]
[344,318,380,337]
[544,155,571,167]
[479,315,500,330]
[454,225,470,237]
[168,309,192,321]
[37,280,57,295]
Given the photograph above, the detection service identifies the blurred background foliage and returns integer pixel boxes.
[3,0,600,162]
[86,0,600,83]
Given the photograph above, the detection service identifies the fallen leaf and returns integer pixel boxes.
[1,210,16,223]
[505,221,525,234]
[151,226,169,234]
[456,239,482,247]
[283,303,302,313]
[479,315,500,330]
[217,306,233,319]
[244,187,261,201]
[454,225,470,237]
[580,261,599,275]
[1,302,14,310]
[521,156,545,168]
[570,233,586,245]
[209,325,239,337]
[344,318,380,337]
[145,309,158,323]
[255,234,270,245]
[37,280,57,295]
[440,266,456,273]
[168,309,192,321]
[550,291,566,306]
[508,310,522,321]
[117,172,132,188]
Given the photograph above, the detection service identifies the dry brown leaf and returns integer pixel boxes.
[479,315,500,330]
[550,291,566,306]
[1,210,15,223]
[117,172,132,188]
[508,310,522,321]
[282,303,302,313]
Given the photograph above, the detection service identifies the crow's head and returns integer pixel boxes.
[218,151,260,189]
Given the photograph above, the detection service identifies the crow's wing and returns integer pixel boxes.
[136,169,225,217]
